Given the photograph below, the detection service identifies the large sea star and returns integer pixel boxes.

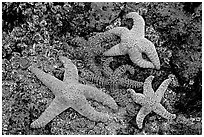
[127,75,176,129]
[103,12,161,69]
[29,56,118,128]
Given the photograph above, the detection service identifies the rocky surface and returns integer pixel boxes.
[2,2,202,135]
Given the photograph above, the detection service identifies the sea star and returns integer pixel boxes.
[29,56,118,128]
[80,57,143,91]
[127,75,176,129]
[103,12,161,69]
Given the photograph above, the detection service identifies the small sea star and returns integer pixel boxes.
[103,12,161,69]
[29,56,118,128]
[127,75,176,129]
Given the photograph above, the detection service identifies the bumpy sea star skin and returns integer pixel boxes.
[79,68,108,88]
[127,75,176,129]
[103,12,161,69]
[80,57,143,91]
[29,56,118,128]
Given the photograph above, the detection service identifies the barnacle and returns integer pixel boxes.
[10,52,21,69]
[2,59,12,80]
[87,129,96,135]
[33,33,44,43]
[19,57,31,70]
[2,81,18,99]
[3,46,13,57]
[11,26,26,38]
[33,43,45,54]
[75,60,85,69]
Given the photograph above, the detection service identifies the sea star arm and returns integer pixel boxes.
[137,38,161,69]
[72,94,112,122]
[126,12,145,38]
[86,57,102,76]
[59,56,79,83]
[102,57,114,77]
[136,106,152,129]
[153,103,176,120]
[107,27,129,37]
[154,78,172,102]
[120,78,143,89]
[103,27,130,56]
[143,75,155,97]
[103,43,127,56]
[29,66,65,96]
[31,97,70,128]
[113,65,135,78]
[128,46,155,69]
[79,84,118,111]
[123,65,135,75]
[80,69,108,87]
[128,89,146,105]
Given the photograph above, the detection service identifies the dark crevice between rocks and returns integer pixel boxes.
[174,70,202,116]
[2,2,26,32]
[182,2,202,14]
